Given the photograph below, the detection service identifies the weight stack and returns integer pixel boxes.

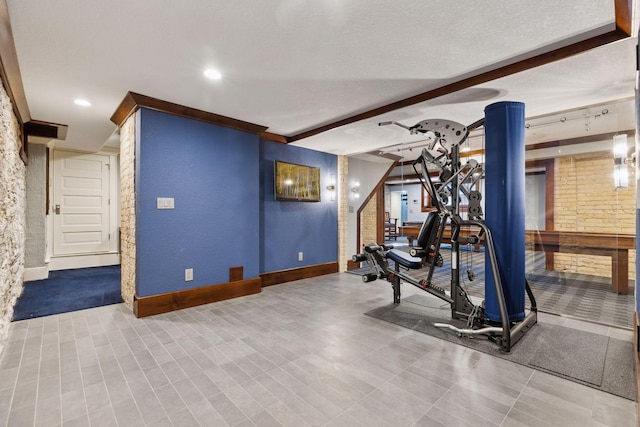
[483,101,526,322]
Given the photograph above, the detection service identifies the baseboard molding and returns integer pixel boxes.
[347,260,360,271]
[134,277,262,318]
[49,253,120,271]
[23,266,49,282]
[260,262,339,287]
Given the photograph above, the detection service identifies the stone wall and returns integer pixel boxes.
[554,152,636,279]
[361,193,377,249]
[0,80,25,344]
[120,114,136,309]
[337,155,348,272]
[25,143,46,269]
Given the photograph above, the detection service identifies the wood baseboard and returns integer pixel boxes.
[347,260,360,271]
[260,262,339,287]
[134,277,262,318]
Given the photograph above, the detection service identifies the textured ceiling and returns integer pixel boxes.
[5,0,636,154]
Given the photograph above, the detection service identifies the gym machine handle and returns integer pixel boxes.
[409,248,427,257]
[352,254,367,263]
[363,244,393,253]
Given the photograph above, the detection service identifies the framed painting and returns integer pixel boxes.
[274,160,321,202]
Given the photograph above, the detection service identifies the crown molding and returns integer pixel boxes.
[110,91,271,135]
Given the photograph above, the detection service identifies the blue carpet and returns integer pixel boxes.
[12,265,122,321]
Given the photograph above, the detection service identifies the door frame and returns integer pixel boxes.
[46,149,120,271]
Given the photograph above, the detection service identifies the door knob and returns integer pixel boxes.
[55,205,60,215]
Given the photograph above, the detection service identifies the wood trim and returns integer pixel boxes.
[346,259,360,271]
[391,130,637,160]
[110,91,269,134]
[376,186,385,243]
[45,147,49,215]
[259,131,289,143]
[133,277,262,318]
[526,129,634,151]
[543,159,554,233]
[24,120,68,140]
[460,148,486,157]
[229,266,243,282]
[260,262,339,287]
[356,161,398,251]
[526,158,555,269]
[288,23,631,143]
[385,173,422,182]
[110,92,137,127]
[524,159,556,230]
[0,0,29,124]
[20,124,27,164]
[615,0,632,36]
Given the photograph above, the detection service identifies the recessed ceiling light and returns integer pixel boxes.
[204,68,222,80]
[74,99,91,107]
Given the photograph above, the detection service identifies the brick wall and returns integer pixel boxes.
[554,152,636,279]
[337,155,348,272]
[361,193,377,248]
[119,114,136,309]
[0,80,25,344]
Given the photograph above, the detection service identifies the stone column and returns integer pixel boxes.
[119,114,136,309]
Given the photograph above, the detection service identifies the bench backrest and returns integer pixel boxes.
[417,211,441,250]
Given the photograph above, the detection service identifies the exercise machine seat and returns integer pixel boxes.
[386,212,441,270]
[387,249,423,269]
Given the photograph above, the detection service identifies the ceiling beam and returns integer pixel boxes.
[288,0,633,143]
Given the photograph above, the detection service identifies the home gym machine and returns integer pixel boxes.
[352,102,537,352]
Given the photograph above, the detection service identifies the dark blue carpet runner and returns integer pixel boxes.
[12,265,122,321]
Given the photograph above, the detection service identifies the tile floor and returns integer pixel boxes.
[0,272,636,427]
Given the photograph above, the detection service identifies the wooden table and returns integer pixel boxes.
[399,223,483,251]
[398,223,422,245]
[525,230,635,294]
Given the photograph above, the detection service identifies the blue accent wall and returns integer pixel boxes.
[260,141,338,272]
[135,108,260,296]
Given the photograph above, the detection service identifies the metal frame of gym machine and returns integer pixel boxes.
[352,118,537,352]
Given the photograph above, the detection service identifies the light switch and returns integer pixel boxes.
[157,197,175,209]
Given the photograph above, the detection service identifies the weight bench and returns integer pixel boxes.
[386,211,442,270]
[356,211,446,302]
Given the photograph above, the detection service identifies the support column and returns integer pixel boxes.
[484,101,526,323]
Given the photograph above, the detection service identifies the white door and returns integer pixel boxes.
[390,191,402,224]
[53,151,111,255]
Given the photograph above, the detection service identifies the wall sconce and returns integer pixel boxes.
[326,174,336,201]
[613,134,628,188]
[351,181,360,199]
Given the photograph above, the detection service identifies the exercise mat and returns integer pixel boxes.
[365,294,635,400]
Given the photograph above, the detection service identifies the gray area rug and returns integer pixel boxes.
[351,248,635,328]
[365,294,636,400]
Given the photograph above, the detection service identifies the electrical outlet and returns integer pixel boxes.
[185,268,193,281]
[298,252,303,261]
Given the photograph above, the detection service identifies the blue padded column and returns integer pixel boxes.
[484,101,526,322]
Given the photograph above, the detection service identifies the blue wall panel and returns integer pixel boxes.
[135,108,260,296]
[260,141,338,272]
